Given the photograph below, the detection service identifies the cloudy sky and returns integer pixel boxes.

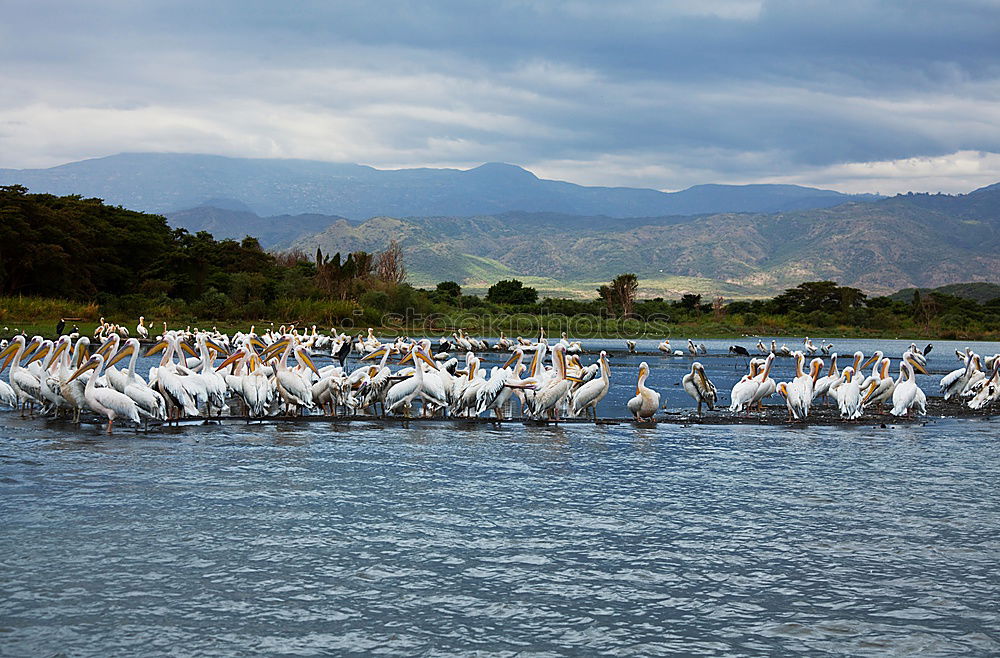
[2,0,999,194]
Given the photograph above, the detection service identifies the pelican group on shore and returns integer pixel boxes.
[2,322,996,431]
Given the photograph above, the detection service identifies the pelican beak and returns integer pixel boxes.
[566,375,582,383]
[144,339,168,357]
[362,347,388,362]
[21,338,42,359]
[179,341,198,357]
[417,352,438,369]
[68,357,100,383]
[106,343,135,368]
[206,338,230,358]
[502,352,519,368]
[48,340,70,365]
[398,351,414,365]
[845,370,853,383]
[216,350,245,371]
[698,369,709,389]
[24,344,51,366]
[249,336,267,351]
[907,357,928,375]
[861,354,878,369]
[260,339,290,360]
[862,381,878,404]
[94,338,117,359]
[297,350,320,376]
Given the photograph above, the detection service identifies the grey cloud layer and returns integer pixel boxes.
[1,0,998,192]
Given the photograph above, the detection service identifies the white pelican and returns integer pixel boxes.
[777,382,800,421]
[803,337,818,355]
[755,339,767,354]
[658,339,672,354]
[0,336,43,416]
[265,340,320,415]
[626,362,660,420]
[570,351,610,420]
[68,353,143,433]
[837,367,863,420]
[687,339,698,356]
[967,366,999,410]
[0,378,15,408]
[861,358,894,413]
[385,345,446,416]
[145,335,200,419]
[625,340,637,354]
[401,340,450,416]
[217,349,274,417]
[136,316,149,340]
[830,351,864,404]
[682,361,716,416]
[939,350,975,401]
[531,344,577,420]
[109,339,167,420]
[494,332,513,351]
[812,353,839,404]
[889,352,928,416]
[787,354,822,419]
[729,359,761,413]
[748,354,777,411]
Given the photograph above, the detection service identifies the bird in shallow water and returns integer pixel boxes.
[627,362,660,421]
[682,361,716,416]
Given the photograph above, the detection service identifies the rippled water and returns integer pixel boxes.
[2,411,999,655]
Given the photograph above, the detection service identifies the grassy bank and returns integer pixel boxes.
[4,296,998,342]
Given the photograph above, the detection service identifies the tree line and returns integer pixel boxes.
[2,186,998,338]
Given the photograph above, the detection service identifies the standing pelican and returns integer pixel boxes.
[0,336,43,416]
[570,351,610,420]
[136,316,149,340]
[68,353,143,433]
[837,367,863,420]
[729,358,761,413]
[682,361,716,415]
[890,353,928,416]
[627,362,660,420]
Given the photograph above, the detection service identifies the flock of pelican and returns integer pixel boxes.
[0,323,997,433]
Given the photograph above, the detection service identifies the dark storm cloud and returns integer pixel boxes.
[1,0,998,192]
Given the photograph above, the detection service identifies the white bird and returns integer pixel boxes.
[531,344,578,420]
[625,340,637,354]
[890,353,928,416]
[939,350,975,401]
[0,336,44,416]
[860,358,894,413]
[682,361,716,416]
[812,353,839,404]
[106,338,167,421]
[570,351,610,420]
[837,367,863,420]
[136,316,149,340]
[748,354,777,411]
[627,362,660,420]
[68,353,144,433]
[729,358,762,413]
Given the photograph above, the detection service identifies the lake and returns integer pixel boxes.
[1,336,998,655]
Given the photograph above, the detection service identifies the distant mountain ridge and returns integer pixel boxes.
[0,152,879,219]
[285,185,1000,298]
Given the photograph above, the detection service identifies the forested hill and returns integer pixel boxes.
[288,184,1000,297]
[0,152,877,218]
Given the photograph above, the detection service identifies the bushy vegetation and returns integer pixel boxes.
[2,187,998,339]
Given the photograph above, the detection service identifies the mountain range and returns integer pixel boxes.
[3,153,998,298]
[0,152,878,219]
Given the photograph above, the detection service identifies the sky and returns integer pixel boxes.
[1,0,999,194]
